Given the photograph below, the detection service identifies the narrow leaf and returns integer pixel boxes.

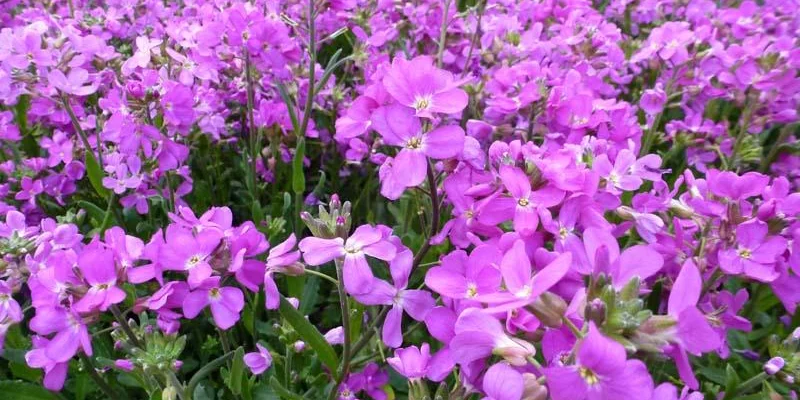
[278,296,339,378]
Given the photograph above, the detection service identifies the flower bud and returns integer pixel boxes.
[114,359,134,371]
[494,337,536,366]
[162,386,178,400]
[529,292,567,328]
[764,357,785,375]
[521,373,548,400]
[584,298,606,326]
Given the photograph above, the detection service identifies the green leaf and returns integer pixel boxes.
[292,138,306,194]
[85,151,110,198]
[0,380,60,400]
[252,383,280,400]
[77,201,107,226]
[278,296,339,378]
[268,376,304,400]
[228,347,245,395]
[184,350,234,399]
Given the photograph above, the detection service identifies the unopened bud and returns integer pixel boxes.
[283,262,305,276]
[668,199,695,218]
[521,373,548,400]
[494,338,536,366]
[584,298,606,326]
[530,292,567,328]
[162,385,178,400]
[616,206,636,221]
[764,357,785,375]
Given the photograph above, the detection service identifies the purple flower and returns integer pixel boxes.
[387,343,432,380]
[371,104,465,195]
[298,225,396,295]
[482,363,524,400]
[450,308,535,366]
[480,165,565,236]
[160,225,223,288]
[382,56,468,118]
[243,343,273,375]
[543,323,654,400]
[0,280,22,324]
[25,336,70,391]
[74,246,126,313]
[182,277,244,330]
[263,234,302,309]
[48,68,97,97]
[718,219,786,282]
[348,362,389,400]
[425,245,502,300]
[352,249,435,347]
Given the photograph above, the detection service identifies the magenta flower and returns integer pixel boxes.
[482,363,524,400]
[478,241,571,311]
[160,225,223,288]
[243,343,273,375]
[74,246,126,313]
[298,225,396,295]
[371,104,465,193]
[0,280,21,324]
[578,227,664,288]
[382,56,468,118]
[0,210,38,238]
[25,336,70,391]
[348,362,389,400]
[387,343,432,380]
[593,150,646,194]
[263,234,302,309]
[29,305,92,363]
[425,245,502,300]
[480,165,565,236]
[665,260,721,389]
[352,249,435,347]
[48,68,97,97]
[450,308,535,366]
[718,219,787,282]
[182,277,244,330]
[543,323,654,400]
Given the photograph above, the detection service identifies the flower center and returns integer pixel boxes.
[0,294,8,301]
[406,137,422,149]
[413,96,432,112]
[559,226,569,239]
[187,254,202,267]
[209,288,221,299]
[608,172,620,186]
[97,283,110,290]
[517,198,529,207]
[737,247,752,259]
[465,283,478,298]
[515,285,532,298]
[344,244,360,254]
[579,367,600,386]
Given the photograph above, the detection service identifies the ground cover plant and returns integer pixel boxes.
[1,0,800,399]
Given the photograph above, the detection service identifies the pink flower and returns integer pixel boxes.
[718,219,787,282]
[543,323,654,400]
[352,249,435,348]
[382,56,468,118]
[371,104,465,196]
[74,245,126,313]
[160,225,223,288]
[243,343,273,375]
[298,225,396,295]
[482,363,524,400]
[182,277,244,330]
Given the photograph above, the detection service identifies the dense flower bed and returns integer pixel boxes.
[1,0,800,399]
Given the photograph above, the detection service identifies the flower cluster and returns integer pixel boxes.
[1,0,799,399]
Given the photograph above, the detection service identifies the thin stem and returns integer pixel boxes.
[349,306,389,357]
[412,162,440,269]
[725,372,768,399]
[304,268,339,286]
[460,0,485,78]
[99,193,116,232]
[435,0,453,68]
[61,93,102,169]
[79,353,119,399]
[244,51,261,210]
[562,316,584,339]
[299,0,317,137]
[728,95,754,171]
[110,305,142,348]
[328,258,352,400]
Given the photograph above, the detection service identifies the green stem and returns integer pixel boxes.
[244,51,261,211]
[562,316,584,339]
[349,306,389,357]
[304,268,339,286]
[79,353,120,399]
[435,0,453,68]
[110,305,141,348]
[728,96,754,171]
[61,93,103,169]
[412,162,440,269]
[460,0,485,78]
[327,258,352,400]
[99,193,116,232]
[184,351,234,399]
